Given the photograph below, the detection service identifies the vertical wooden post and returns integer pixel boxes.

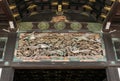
[107,67,120,81]
[0,68,14,81]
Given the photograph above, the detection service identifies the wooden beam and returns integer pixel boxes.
[11,62,107,69]
[103,1,119,31]
[0,0,17,28]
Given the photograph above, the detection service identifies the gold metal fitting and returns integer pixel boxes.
[51,1,58,6]
[89,0,96,2]
[110,0,115,2]
[100,14,107,19]
[104,6,111,11]
[83,5,93,10]
[62,1,69,5]
[58,5,62,12]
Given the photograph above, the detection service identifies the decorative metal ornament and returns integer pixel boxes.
[54,22,66,30]
[38,22,49,30]
[18,22,33,31]
[87,23,102,32]
[70,22,82,30]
